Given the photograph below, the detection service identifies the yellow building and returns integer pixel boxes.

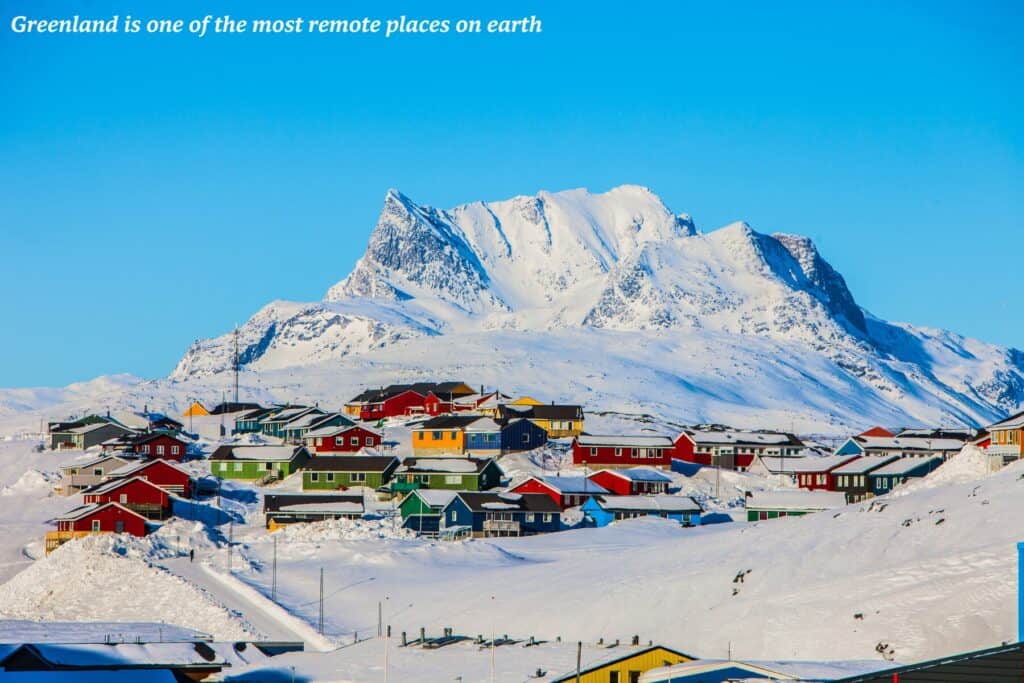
[509,396,543,406]
[182,401,210,418]
[500,403,585,438]
[411,415,481,456]
[550,644,693,683]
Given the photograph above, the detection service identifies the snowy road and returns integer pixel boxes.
[159,555,335,651]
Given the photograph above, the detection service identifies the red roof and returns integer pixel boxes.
[859,426,894,438]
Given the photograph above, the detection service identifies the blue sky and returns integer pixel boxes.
[1,0,1021,387]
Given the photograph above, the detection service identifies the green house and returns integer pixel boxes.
[260,407,323,439]
[301,455,399,491]
[391,457,504,493]
[282,412,354,444]
[209,444,311,481]
[744,490,846,522]
[233,407,274,434]
[398,489,458,536]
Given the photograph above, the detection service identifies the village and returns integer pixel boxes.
[8,378,1019,681]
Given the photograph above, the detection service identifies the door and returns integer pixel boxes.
[115,520,125,533]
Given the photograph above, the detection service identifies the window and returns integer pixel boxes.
[310,472,319,482]
[93,468,103,477]
[336,437,345,446]
[350,436,359,446]
[91,520,101,531]
[142,445,150,454]
[171,446,180,455]
[352,472,367,482]
[233,462,242,471]
[631,449,639,459]
[115,521,124,533]
[525,513,534,522]
[417,432,424,440]
[316,438,323,446]
[522,433,530,444]
[610,671,619,683]
[543,513,552,522]
[365,437,373,446]
[590,447,597,456]
[265,462,273,470]
[326,473,335,482]
[432,431,442,440]
[614,448,622,457]
[445,475,461,485]
[156,445,165,455]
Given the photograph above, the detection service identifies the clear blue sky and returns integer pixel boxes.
[1,0,1021,387]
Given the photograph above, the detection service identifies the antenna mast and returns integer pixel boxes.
[233,325,240,404]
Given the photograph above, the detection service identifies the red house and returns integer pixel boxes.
[587,467,672,496]
[106,458,193,498]
[572,435,676,469]
[48,502,148,553]
[304,425,383,453]
[346,382,476,420]
[859,426,895,438]
[84,476,172,519]
[673,430,804,471]
[791,455,860,491]
[133,433,188,461]
[510,476,610,509]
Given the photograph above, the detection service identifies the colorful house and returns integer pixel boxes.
[790,455,859,491]
[588,467,672,496]
[233,407,276,434]
[413,415,547,456]
[105,458,193,498]
[834,434,967,461]
[398,489,458,536]
[639,657,891,682]
[209,445,311,482]
[301,455,399,490]
[263,493,364,530]
[125,433,189,461]
[281,411,354,444]
[49,419,136,451]
[304,424,383,453]
[582,495,702,528]
[46,502,148,553]
[441,492,562,537]
[868,456,943,495]
[259,407,324,439]
[391,457,503,494]
[549,644,694,683]
[83,476,173,520]
[209,401,264,415]
[500,403,584,438]
[830,455,901,503]
[345,382,475,421]
[510,476,610,509]
[57,455,132,496]
[573,436,676,469]
[744,490,846,522]
[673,430,804,471]
[182,401,210,418]
[986,410,1024,468]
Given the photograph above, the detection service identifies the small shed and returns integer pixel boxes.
[582,495,702,528]
[510,476,610,509]
[399,489,458,536]
[744,490,846,522]
[263,493,365,530]
[588,467,672,496]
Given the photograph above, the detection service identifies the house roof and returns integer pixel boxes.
[415,414,493,430]
[235,407,276,421]
[399,457,498,474]
[107,458,191,479]
[0,641,261,669]
[529,476,609,495]
[643,657,893,682]
[987,409,1024,431]
[829,641,1024,683]
[576,435,675,448]
[831,455,901,474]
[55,502,147,523]
[84,476,169,497]
[262,407,320,424]
[209,402,263,415]
[281,411,340,431]
[778,455,858,473]
[745,490,847,511]
[454,491,562,513]
[516,404,583,420]
[682,429,803,447]
[209,445,307,462]
[596,467,673,483]
[851,435,967,452]
[263,493,364,514]
[869,456,944,476]
[303,455,398,472]
[305,423,381,439]
[62,455,132,472]
[348,381,474,404]
[590,495,702,514]
[859,426,895,437]
[549,645,695,682]
[409,489,459,508]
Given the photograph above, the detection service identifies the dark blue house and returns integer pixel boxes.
[441,491,561,537]
[499,417,548,453]
[463,416,548,455]
[867,456,943,495]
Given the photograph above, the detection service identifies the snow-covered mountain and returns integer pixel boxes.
[118,186,1024,430]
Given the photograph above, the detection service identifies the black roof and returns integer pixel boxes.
[832,641,1023,682]
[304,455,398,472]
[456,491,561,513]
[263,493,364,513]
[210,402,263,415]
[417,415,490,430]
[235,407,276,421]
[500,404,583,421]
[348,381,474,404]
[400,457,497,474]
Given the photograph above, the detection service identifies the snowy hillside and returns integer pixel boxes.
[160,185,1023,432]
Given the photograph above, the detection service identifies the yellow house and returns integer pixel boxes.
[509,396,543,406]
[182,401,210,418]
[500,403,584,438]
[550,644,693,683]
[411,415,482,456]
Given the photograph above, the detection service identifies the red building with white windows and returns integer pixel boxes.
[84,476,172,519]
[587,467,672,496]
[345,382,476,420]
[572,435,675,469]
[791,456,860,491]
[510,475,610,509]
[105,458,193,498]
[673,430,804,471]
[305,425,383,453]
[132,433,188,461]
[54,502,148,536]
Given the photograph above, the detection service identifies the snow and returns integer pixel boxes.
[480,502,519,510]
[602,467,672,482]
[535,476,607,494]
[642,658,893,682]
[853,435,967,452]
[0,619,205,644]
[778,455,857,473]
[869,457,943,477]
[987,410,1024,430]
[831,456,900,474]
[23,641,268,667]
[278,502,364,514]
[402,459,481,473]
[686,431,793,445]
[222,446,298,461]
[412,490,458,507]
[593,495,702,513]
[576,435,676,447]
[744,490,847,511]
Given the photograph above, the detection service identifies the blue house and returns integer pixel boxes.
[441,491,561,537]
[581,495,702,528]
[463,416,548,455]
[640,658,892,682]
[867,456,943,495]
[499,417,548,453]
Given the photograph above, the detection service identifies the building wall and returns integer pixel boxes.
[556,647,691,683]
[60,507,146,536]
[531,418,583,438]
[746,509,811,522]
[465,431,501,455]
[302,469,390,490]
[412,428,466,456]
[136,435,186,461]
[85,479,168,510]
[573,443,672,468]
[501,420,548,453]
[394,471,482,491]
[509,479,562,507]
[129,461,192,498]
[362,391,427,420]
[212,459,299,480]
[310,427,381,453]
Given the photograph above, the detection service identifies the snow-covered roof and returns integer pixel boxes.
[69,423,116,434]
[745,490,847,511]
[462,417,502,432]
[599,467,672,483]
[401,458,485,473]
[536,476,609,494]
[278,501,364,514]
[576,435,675,447]
[17,641,268,668]
[831,455,901,474]
[684,430,801,446]
[854,435,966,451]
[643,657,894,682]
[869,456,943,476]
[62,454,130,471]
[107,458,190,478]
[218,445,302,461]
[987,411,1024,431]
[592,495,702,513]
[84,476,166,496]
[412,490,458,507]
[305,424,379,439]
[778,455,856,473]
[55,502,145,522]
[753,455,808,474]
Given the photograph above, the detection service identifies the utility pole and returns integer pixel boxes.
[490,596,496,683]
[575,640,581,683]
[271,535,278,602]
[378,601,382,638]
[233,325,240,405]
[318,568,325,635]
[227,520,234,573]
[384,624,390,683]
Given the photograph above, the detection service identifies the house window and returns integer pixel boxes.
[417,432,424,440]
[265,462,273,470]
[142,445,150,454]
[336,437,345,446]
[631,449,639,459]
[316,438,323,446]
[327,473,335,482]
[119,493,128,503]
[233,462,242,471]
[310,472,320,482]
[525,513,535,522]
[350,436,359,446]
[521,433,530,444]
[91,520,101,531]
[365,437,373,446]
[543,514,552,522]
[449,511,457,522]
[93,468,103,477]
[590,447,597,456]
[156,445,165,455]
[614,448,622,457]
[444,475,461,485]
[115,521,124,533]
[171,446,180,455]
[432,431,442,440]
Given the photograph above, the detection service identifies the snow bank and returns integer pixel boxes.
[262,516,414,544]
[0,536,257,640]
[897,445,991,494]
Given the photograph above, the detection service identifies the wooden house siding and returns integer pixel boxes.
[307,426,381,453]
[412,428,466,456]
[302,468,393,490]
[550,646,693,683]
[441,497,560,537]
[135,434,187,461]
[56,505,147,536]
[573,441,673,469]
